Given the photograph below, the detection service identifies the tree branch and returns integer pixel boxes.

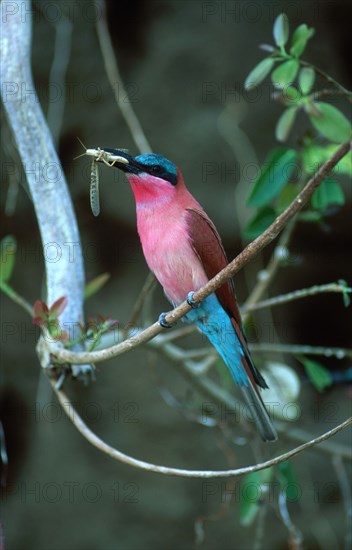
[49,377,352,478]
[49,140,351,365]
[0,1,89,378]
[243,282,351,313]
[250,343,352,359]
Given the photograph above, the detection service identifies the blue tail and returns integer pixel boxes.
[184,294,277,442]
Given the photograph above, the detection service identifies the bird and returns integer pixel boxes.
[101,148,277,442]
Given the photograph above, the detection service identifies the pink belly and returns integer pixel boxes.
[137,211,208,305]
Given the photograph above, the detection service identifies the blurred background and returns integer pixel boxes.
[1,1,351,549]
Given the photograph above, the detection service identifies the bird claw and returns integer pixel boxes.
[186,291,200,309]
[158,312,174,329]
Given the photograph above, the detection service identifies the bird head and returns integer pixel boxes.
[102,148,181,206]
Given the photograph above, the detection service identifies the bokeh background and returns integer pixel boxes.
[1,1,351,549]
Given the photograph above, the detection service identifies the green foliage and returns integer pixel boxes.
[243,13,351,144]
[298,67,315,94]
[247,148,297,207]
[240,468,273,526]
[244,58,275,91]
[243,13,351,241]
[277,183,299,211]
[311,177,345,210]
[309,102,352,143]
[243,206,277,239]
[0,235,17,284]
[338,279,352,307]
[302,140,352,176]
[290,24,315,57]
[84,272,110,300]
[297,356,333,392]
[277,462,299,501]
[84,314,119,351]
[272,59,299,88]
[273,13,289,48]
[275,107,297,142]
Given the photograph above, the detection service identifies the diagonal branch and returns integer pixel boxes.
[50,140,351,365]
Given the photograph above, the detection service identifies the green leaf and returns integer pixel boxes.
[298,210,323,223]
[297,356,333,392]
[302,144,352,176]
[243,206,277,239]
[247,148,298,207]
[273,13,289,48]
[0,235,17,284]
[277,183,298,211]
[311,177,345,209]
[290,24,315,57]
[338,279,352,308]
[277,462,299,501]
[272,60,299,88]
[299,67,315,94]
[84,272,110,300]
[309,102,352,143]
[275,107,297,142]
[244,58,275,90]
[240,469,273,526]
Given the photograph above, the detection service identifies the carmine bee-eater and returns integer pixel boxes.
[102,148,277,442]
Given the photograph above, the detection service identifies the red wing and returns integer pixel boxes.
[185,207,268,390]
[185,207,241,323]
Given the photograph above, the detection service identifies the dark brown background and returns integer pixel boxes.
[1,1,351,549]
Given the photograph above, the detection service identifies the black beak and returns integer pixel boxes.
[100,148,142,174]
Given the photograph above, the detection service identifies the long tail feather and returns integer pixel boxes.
[239,382,277,442]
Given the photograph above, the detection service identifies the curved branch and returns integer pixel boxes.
[51,140,351,365]
[51,379,352,478]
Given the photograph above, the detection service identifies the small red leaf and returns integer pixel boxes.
[33,300,49,320]
[49,296,68,319]
[32,316,45,326]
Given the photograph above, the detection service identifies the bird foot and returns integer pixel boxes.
[186,291,200,309]
[158,312,174,329]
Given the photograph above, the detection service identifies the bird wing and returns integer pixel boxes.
[185,207,240,321]
[185,207,267,389]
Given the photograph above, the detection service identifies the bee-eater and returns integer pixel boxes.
[102,148,277,442]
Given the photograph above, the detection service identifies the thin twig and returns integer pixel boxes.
[49,378,352,478]
[0,282,33,317]
[95,0,152,154]
[311,89,352,100]
[299,59,352,99]
[90,328,352,457]
[243,282,351,313]
[243,220,296,315]
[47,140,351,365]
[250,343,352,360]
[278,492,303,549]
[125,272,156,328]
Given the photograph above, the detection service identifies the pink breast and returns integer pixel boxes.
[136,204,208,305]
